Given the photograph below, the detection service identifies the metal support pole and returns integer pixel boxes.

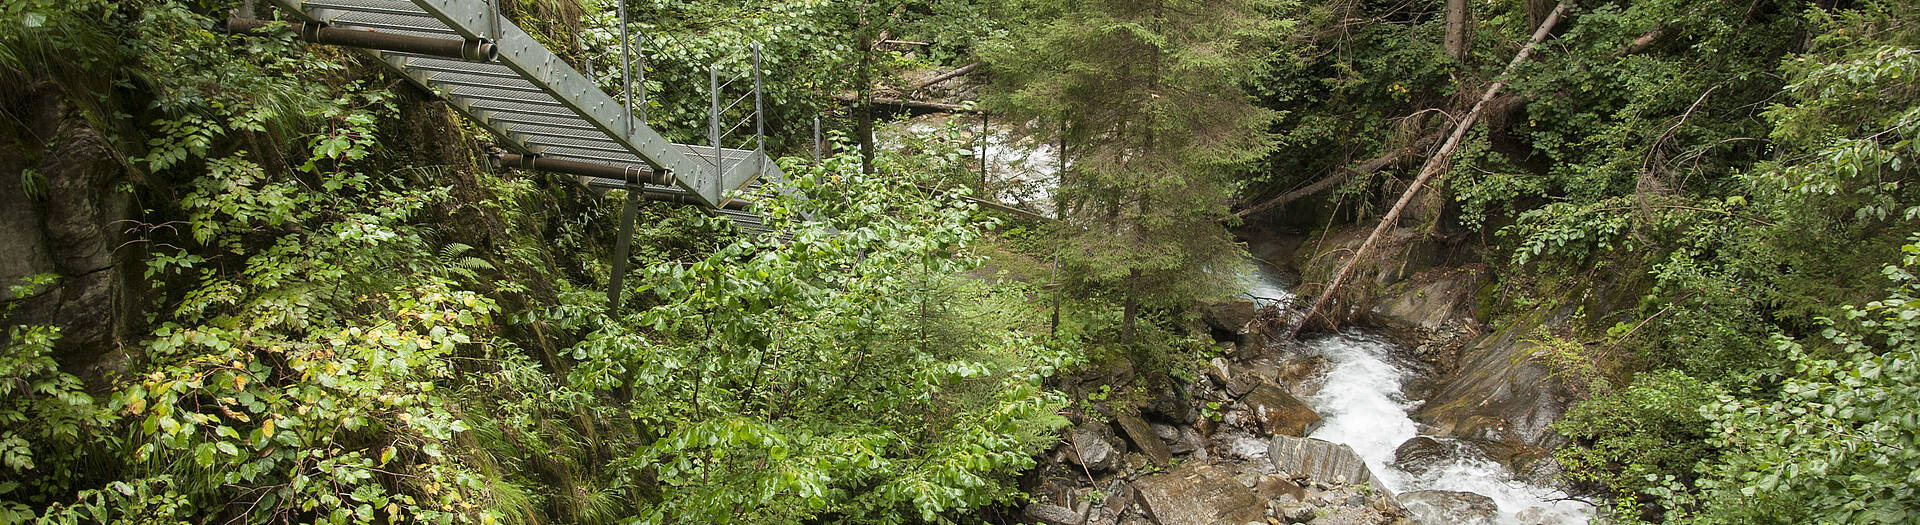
[813,116,822,165]
[226,18,496,60]
[607,190,641,312]
[709,65,723,194]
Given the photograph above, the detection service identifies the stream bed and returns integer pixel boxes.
[1242,257,1593,525]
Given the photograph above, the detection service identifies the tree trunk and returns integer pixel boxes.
[857,33,877,175]
[1444,0,1471,59]
[857,97,875,175]
[1121,269,1140,346]
[1288,1,1571,339]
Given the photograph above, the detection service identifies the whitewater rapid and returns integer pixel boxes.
[1242,259,1592,524]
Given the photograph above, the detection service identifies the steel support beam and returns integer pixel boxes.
[606,190,639,312]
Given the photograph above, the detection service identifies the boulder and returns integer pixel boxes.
[1396,490,1498,525]
[1268,435,1381,492]
[1150,423,1191,454]
[1100,481,1136,515]
[1146,384,1199,424]
[1390,437,1454,477]
[1225,372,1262,398]
[1080,358,1137,394]
[1206,357,1235,389]
[1223,434,1270,462]
[1069,425,1122,472]
[1132,463,1266,525]
[1023,503,1084,525]
[1253,474,1307,502]
[1241,384,1322,437]
[1274,355,1330,399]
[1114,412,1173,467]
[1392,436,1523,479]
[1203,299,1262,341]
[1273,500,1317,523]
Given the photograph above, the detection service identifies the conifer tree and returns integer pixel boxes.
[989,0,1284,345]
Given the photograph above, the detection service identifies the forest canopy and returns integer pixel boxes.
[2,0,1919,523]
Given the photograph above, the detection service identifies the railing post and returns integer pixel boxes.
[710,64,723,197]
[617,0,632,136]
[486,0,500,44]
[753,42,765,177]
[645,52,652,124]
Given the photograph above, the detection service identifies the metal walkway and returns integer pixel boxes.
[243,0,783,234]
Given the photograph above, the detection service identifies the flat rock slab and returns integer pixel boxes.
[1398,490,1498,525]
[1023,503,1083,525]
[1114,412,1173,467]
[1133,463,1266,525]
[1269,435,1383,493]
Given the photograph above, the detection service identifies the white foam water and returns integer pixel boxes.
[1242,260,1592,525]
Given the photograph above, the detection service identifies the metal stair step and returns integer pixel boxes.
[480,112,599,132]
[464,99,590,119]
[521,136,630,155]
[394,55,521,77]
[302,0,433,16]
[415,71,540,92]
[499,122,617,143]
[442,84,559,104]
[315,11,455,36]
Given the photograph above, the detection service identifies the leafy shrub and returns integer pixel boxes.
[1551,369,1721,521]
[1677,241,1920,524]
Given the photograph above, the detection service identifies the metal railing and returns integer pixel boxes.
[706,42,767,201]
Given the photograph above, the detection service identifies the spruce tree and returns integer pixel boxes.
[989,0,1283,345]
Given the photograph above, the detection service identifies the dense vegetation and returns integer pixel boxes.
[3,0,1920,523]
[0,1,1084,522]
[1249,0,1920,523]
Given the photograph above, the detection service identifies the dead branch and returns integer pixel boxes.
[1235,132,1442,219]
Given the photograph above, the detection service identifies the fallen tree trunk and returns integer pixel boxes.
[1235,132,1440,219]
[832,93,981,113]
[912,62,983,91]
[1288,1,1571,339]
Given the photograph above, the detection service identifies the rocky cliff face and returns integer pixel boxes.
[1,81,142,388]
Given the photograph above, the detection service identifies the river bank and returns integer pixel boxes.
[1015,226,1595,525]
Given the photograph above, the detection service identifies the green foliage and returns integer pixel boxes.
[0,276,115,518]
[1669,240,1920,524]
[1552,369,1722,520]
[987,0,1285,345]
[579,151,1075,523]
